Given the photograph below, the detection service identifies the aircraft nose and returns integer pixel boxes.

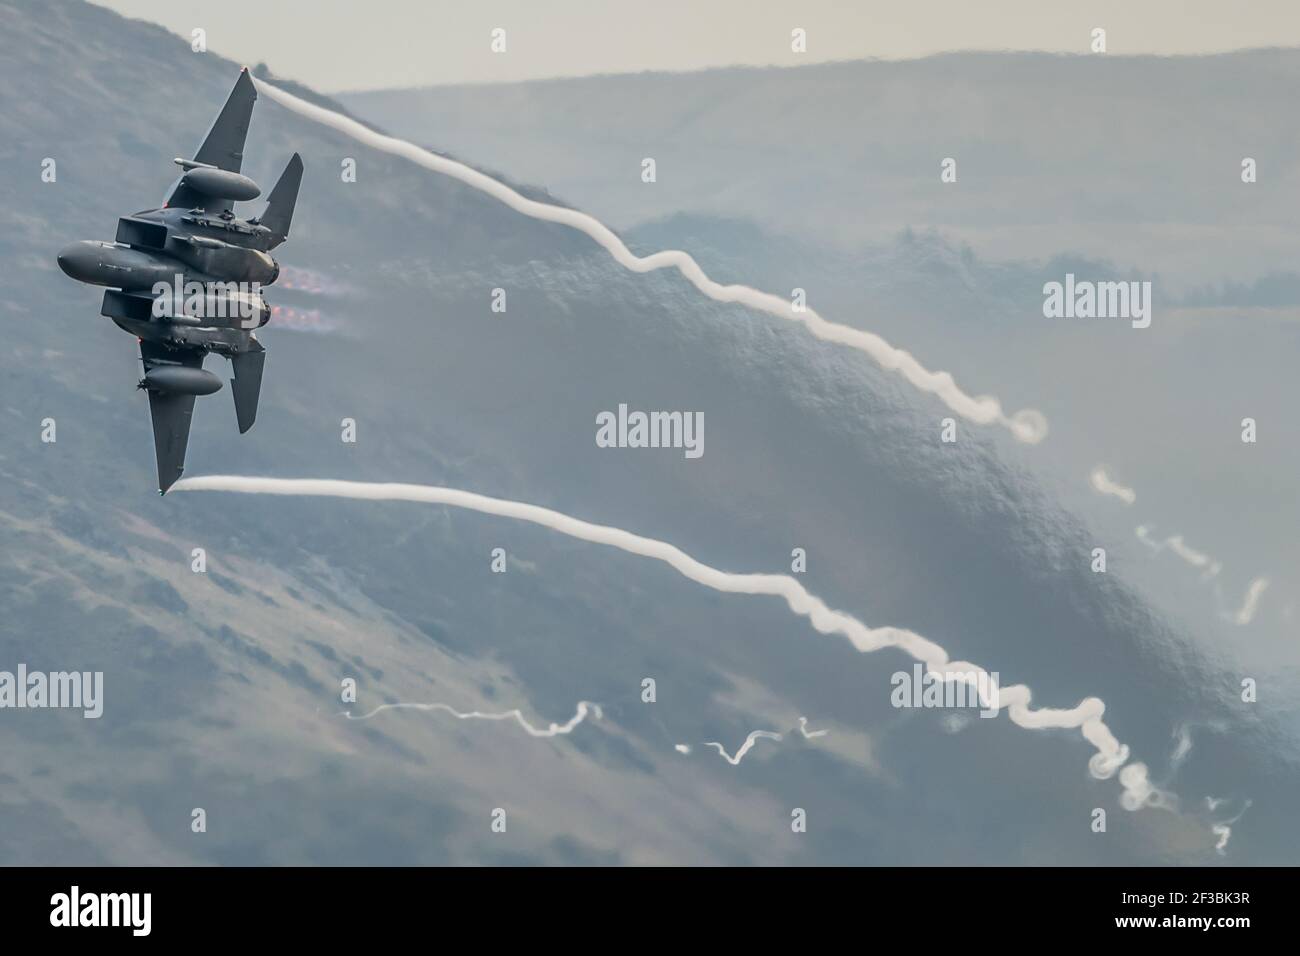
[57,242,96,281]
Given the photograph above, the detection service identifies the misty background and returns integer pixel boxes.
[0,0,1295,864]
[90,0,1300,90]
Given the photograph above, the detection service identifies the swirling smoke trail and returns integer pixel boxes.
[693,716,829,765]
[253,79,1047,444]
[175,474,1164,810]
[344,699,601,737]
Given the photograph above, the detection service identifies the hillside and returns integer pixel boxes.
[0,0,1292,864]
[343,50,1300,289]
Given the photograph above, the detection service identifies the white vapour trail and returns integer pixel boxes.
[175,475,1158,809]
[704,730,783,765]
[1168,719,1227,777]
[798,717,828,739]
[1211,823,1234,853]
[1227,577,1270,626]
[1170,725,1194,773]
[693,716,828,765]
[1089,467,1136,505]
[1207,797,1252,855]
[253,79,1047,445]
[343,698,601,737]
[1135,524,1273,625]
[1135,525,1222,579]
[1138,528,1279,624]
[1091,481,1273,624]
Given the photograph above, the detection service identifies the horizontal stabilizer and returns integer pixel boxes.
[230,342,266,434]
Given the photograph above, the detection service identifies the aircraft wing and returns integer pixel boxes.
[140,341,205,494]
[165,68,257,213]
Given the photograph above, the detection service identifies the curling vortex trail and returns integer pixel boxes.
[704,730,784,765]
[1089,467,1273,625]
[343,699,600,737]
[693,716,829,765]
[1089,466,1137,505]
[253,79,1047,445]
[175,474,1157,808]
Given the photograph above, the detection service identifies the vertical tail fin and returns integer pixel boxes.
[259,153,303,249]
[193,68,257,172]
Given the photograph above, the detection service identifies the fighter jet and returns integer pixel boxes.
[57,68,302,493]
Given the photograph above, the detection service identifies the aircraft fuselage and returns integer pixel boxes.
[55,67,304,492]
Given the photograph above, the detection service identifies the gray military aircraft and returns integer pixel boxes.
[57,68,302,493]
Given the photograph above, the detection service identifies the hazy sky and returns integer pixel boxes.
[90,0,1300,91]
